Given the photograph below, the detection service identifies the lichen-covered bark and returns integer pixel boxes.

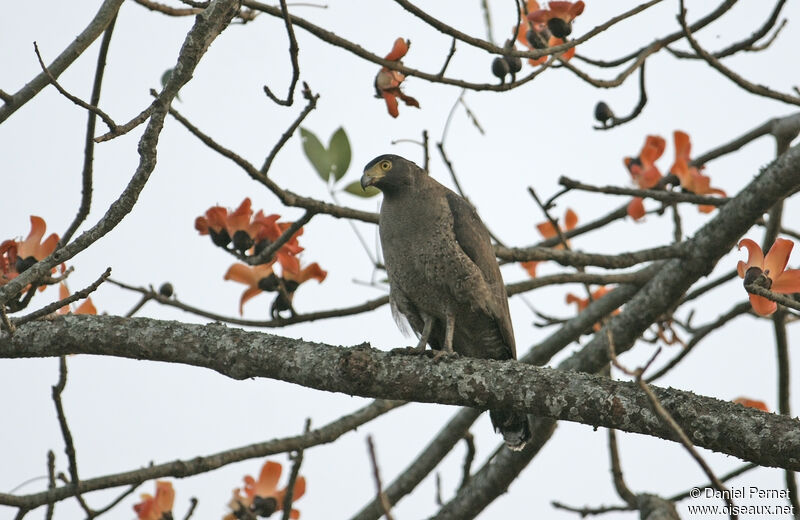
[2,315,798,473]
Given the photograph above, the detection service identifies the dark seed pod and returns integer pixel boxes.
[491,57,510,82]
[547,17,572,39]
[158,282,174,298]
[15,256,37,274]
[504,54,522,74]
[251,496,278,517]
[744,266,772,289]
[209,228,231,248]
[526,29,549,49]
[594,101,615,125]
[271,292,294,319]
[257,273,280,292]
[231,229,254,253]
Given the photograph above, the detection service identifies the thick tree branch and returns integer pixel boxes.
[1,316,798,474]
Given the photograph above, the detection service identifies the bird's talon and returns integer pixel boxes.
[391,346,428,356]
[432,350,458,363]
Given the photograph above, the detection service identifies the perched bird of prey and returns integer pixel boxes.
[361,154,531,450]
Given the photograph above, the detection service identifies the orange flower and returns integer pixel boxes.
[521,208,577,278]
[515,1,576,66]
[374,38,419,118]
[529,1,585,39]
[626,197,646,220]
[272,262,328,318]
[1,216,61,293]
[196,199,304,273]
[224,262,277,315]
[225,261,326,317]
[737,238,800,316]
[624,135,665,190]
[15,216,59,272]
[670,131,726,213]
[566,286,619,330]
[196,198,267,252]
[133,481,174,520]
[254,219,304,275]
[57,281,97,315]
[225,461,306,520]
[624,135,666,220]
[732,397,769,412]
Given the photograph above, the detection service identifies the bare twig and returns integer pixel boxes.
[667,0,787,60]
[261,83,318,174]
[0,305,15,334]
[559,176,729,207]
[745,285,800,313]
[45,452,56,520]
[593,62,648,130]
[264,0,300,105]
[677,1,800,107]
[59,15,117,247]
[437,39,457,77]
[33,42,118,132]
[108,277,389,327]
[182,498,199,520]
[52,357,95,517]
[607,429,637,507]
[366,436,394,520]
[551,501,632,516]
[0,0,124,123]
[458,432,475,490]
[573,0,736,68]
[10,268,111,328]
[669,463,758,502]
[281,419,310,520]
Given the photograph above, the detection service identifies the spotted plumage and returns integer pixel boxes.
[361,154,531,450]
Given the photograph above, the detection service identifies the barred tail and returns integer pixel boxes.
[490,409,531,451]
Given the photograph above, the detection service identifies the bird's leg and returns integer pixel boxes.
[433,311,457,362]
[414,315,434,352]
[443,311,455,353]
[392,314,434,356]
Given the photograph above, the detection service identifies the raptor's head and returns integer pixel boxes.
[361,154,425,195]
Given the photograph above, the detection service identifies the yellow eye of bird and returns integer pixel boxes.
[381,161,392,171]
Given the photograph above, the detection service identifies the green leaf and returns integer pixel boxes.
[344,180,380,197]
[328,127,351,181]
[300,127,332,181]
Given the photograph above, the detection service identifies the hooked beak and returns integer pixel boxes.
[360,164,385,190]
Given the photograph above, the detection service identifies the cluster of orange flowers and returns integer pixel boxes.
[133,460,305,520]
[623,131,726,220]
[0,216,58,289]
[1,216,98,313]
[516,1,584,66]
[196,199,327,317]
